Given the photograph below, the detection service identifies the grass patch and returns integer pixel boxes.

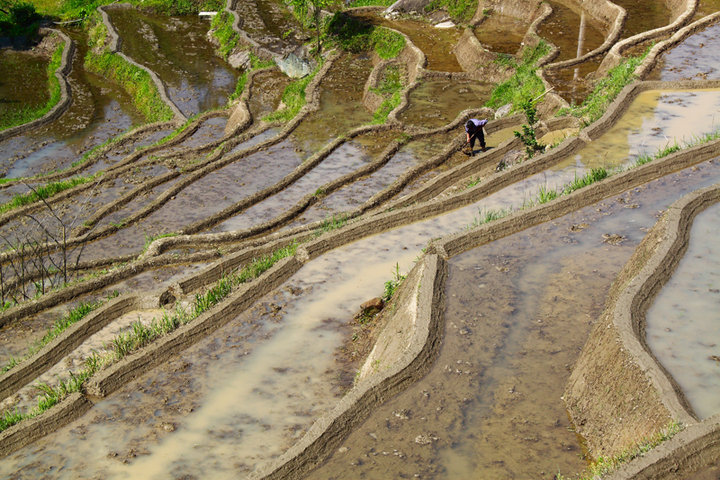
[0,39,64,131]
[424,0,475,23]
[556,422,682,480]
[262,65,320,122]
[327,13,404,59]
[348,0,394,6]
[315,213,349,236]
[210,9,238,59]
[0,175,96,215]
[84,16,175,123]
[1,293,117,375]
[370,65,404,124]
[382,263,406,302]
[558,48,650,125]
[143,232,178,250]
[485,41,550,112]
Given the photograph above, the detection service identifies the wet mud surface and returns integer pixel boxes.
[233,0,306,54]
[398,79,494,129]
[474,13,528,54]
[646,202,720,420]
[108,8,238,117]
[307,157,720,480]
[0,27,144,179]
[0,49,50,131]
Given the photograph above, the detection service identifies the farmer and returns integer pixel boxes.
[465,118,488,155]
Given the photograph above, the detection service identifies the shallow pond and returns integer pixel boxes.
[474,13,528,55]
[651,21,720,82]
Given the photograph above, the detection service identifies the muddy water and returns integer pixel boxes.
[538,1,606,105]
[288,53,373,153]
[248,69,289,120]
[3,132,720,480]
[474,13,528,54]
[232,0,305,53]
[108,8,238,117]
[354,12,464,72]
[213,136,380,232]
[308,157,720,480]
[0,49,49,132]
[538,1,605,62]
[397,79,494,129]
[646,202,720,420]
[651,21,720,82]
[557,89,720,170]
[613,0,673,40]
[696,0,720,18]
[0,27,144,179]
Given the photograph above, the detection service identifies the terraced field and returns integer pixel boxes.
[1,0,719,478]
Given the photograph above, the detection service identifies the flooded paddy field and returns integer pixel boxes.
[0,27,144,179]
[646,201,720,420]
[474,13,528,55]
[108,8,238,117]
[2,2,720,478]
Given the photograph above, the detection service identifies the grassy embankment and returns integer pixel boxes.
[328,13,406,123]
[0,40,65,131]
[0,242,297,433]
[559,49,650,125]
[485,41,551,112]
[83,16,175,123]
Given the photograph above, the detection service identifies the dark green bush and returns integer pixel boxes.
[0,2,41,38]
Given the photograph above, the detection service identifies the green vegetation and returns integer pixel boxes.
[263,65,319,122]
[84,17,175,123]
[556,422,682,480]
[382,263,406,301]
[327,13,405,59]
[348,0,394,6]
[0,1,41,37]
[315,213,349,236]
[0,242,298,434]
[513,100,545,158]
[370,65,404,124]
[143,232,178,250]
[559,48,650,125]
[0,175,95,215]
[34,0,222,20]
[1,294,116,375]
[228,53,275,103]
[210,10,238,59]
[287,0,336,56]
[486,41,550,112]
[0,40,64,131]
[424,0,475,23]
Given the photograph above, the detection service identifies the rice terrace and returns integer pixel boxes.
[1,0,720,477]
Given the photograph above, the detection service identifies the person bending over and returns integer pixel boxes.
[465,118,487,154]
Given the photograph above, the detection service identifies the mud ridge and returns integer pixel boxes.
[597,0,698,77]
[565,183,720,463]
[0,29,74,143]
[99,4,186,123]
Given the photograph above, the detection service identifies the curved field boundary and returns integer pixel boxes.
[225,0,277,61]
[253,254,447,479]
[0,295,142,402]
[0,54,341,265]
[99,4,186,123]
[0,29,74,143]
[542,0,627,71]
[634,11,720,79]
[565,183,720,460]
[608,414,720,479]
[597,0,698,77]
[5,74,720,457]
